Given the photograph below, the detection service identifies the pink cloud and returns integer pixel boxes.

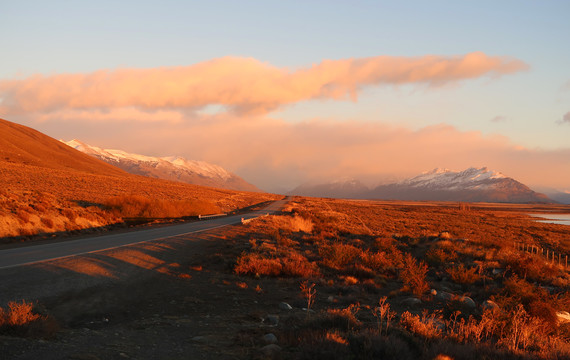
[40,112,565,192]
[0,52,527,117]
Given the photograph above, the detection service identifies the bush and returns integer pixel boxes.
[103,195,220,219]
[447,264,482,285]
[234,251,319,278]
[399,254,429,297]
[319,243,363,269]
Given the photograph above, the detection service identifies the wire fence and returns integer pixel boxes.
[514,241,569,268]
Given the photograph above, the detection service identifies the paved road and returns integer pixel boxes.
[0,197,289,269]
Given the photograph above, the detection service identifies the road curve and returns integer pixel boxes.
[0,197,289,269]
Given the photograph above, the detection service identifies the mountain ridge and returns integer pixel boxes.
[63,139,260,192]
[290,167,553,203]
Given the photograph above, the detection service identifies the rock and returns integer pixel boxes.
[492,268,504,276]
[459,296,476,309]
[262,333,278,344]
[260,344,282,357]
[482,300,499,311]
[436,291,454,301]
[265,314,279,326]
[327,295,335,303]
[556,311,570,324]
[402,297,422,307]
[279,302,292,310]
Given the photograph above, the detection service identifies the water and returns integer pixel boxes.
[529,213,570,225]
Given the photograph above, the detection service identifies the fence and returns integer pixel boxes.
[198,213,227,220]
[514,241,568,268]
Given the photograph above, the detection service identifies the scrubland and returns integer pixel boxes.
[0,161,278,239]
[1,196,569,359]
[233,197,570,359]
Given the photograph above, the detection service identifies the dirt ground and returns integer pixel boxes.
[0,220,300,360]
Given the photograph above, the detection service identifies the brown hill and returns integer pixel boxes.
[0,119,277,239]
[0,118,126,176]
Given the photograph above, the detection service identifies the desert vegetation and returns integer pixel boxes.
[0,160,279,240]
[232,197,570,359]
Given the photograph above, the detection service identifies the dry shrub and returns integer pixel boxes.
[400,310,443,339]
[104,195,219,219]
[323,304,361,330]
[40,217,54,228]
[426,247,457,266]
[289,215,314,233]
[503,252,560,282]
[4,301,40,326]
[234,253,282,277]
[362,249,402,271]
[235,251,318,278]
[446,310,498,344]
[446,264,482,285]
[399,254,429,297]
[319,242,363,269]
[0,300,58,338]
[15,209,30,224]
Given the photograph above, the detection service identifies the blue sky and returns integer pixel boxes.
[1,1,569,191]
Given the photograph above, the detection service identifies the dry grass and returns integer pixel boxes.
[231,196,570,359]
[0,300,58,338]
[0,160,279,239]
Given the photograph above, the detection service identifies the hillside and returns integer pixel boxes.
[0,119,278,239]
[62,139,260,192]
[0,119,125,176]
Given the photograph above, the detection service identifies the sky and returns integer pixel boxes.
[1,0,569,193]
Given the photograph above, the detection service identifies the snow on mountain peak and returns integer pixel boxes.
[401,167,509,190]
[61,139,232,180]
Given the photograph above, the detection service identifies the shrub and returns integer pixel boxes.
[235,251,318,278]
[103,195,220,219]
[399,254,429,297]
[40,217,54,228]
[447,264,482,285]
[319,243,363,269]
[400,310,443,339]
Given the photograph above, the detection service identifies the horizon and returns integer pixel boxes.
[1,1,569,193]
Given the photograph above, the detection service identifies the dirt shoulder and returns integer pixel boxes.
[1,219,294,360]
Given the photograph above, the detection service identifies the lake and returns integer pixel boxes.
[529,213,570,225]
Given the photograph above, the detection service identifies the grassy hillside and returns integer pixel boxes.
[0,119,278,239]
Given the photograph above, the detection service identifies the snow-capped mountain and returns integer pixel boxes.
[62,139,260,192]
[290,178,368,198]
[368,167,552,203]
[289,167,553,203]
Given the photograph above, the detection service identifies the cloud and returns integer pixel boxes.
[29,112,570,192]
[491,115,508,123]
[0,52,527,117]
[558,111,570,125]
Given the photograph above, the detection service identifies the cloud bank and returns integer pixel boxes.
[4,52,565,192]
[0,52,527,117]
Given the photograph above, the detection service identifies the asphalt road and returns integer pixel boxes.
[0,197,289,269]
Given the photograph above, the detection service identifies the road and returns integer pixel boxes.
[0,197,289,269]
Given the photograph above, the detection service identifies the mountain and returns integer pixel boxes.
[290,167,553,203]
[0,118,125,176]
[290,178,369,198]
[540,190,570,205]
[62,139,260,192]
[368,167,552,203]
